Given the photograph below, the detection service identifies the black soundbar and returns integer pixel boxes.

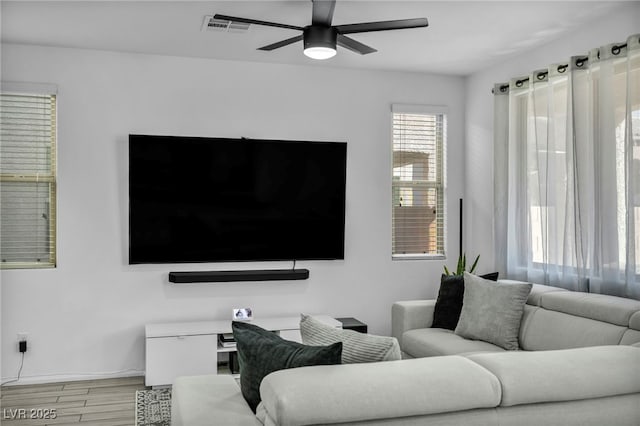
[168,269,310,283]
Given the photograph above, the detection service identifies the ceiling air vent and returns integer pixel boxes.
[202,15,251,33]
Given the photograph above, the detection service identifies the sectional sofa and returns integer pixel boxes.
[392,282,640,356]
[171,283,640,425]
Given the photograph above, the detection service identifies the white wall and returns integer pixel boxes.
[1,44,465,382]
[464,2,640,270]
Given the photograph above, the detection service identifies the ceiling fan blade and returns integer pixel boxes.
[213,14,304,32]
[258,35,304,51]
[335,18,428,35]
[337,34,377,55]
[312,0,336,26]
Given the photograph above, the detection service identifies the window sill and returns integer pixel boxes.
[392,254,446,261]
[1,262,56,270]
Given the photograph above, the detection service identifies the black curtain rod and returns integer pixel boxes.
[493,40,633,94]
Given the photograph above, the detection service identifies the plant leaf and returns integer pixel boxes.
[470,255,480,274]
[444,265,450,276]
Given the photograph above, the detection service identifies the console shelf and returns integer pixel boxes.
[169,269,310,283]
[145,315,341,387]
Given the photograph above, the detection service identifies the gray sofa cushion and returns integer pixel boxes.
[300,314,401,363]
[519,308,627,351]
[620,329,640,346]
[539,292,640,327]
[455,272,532,350]
[259,356,502,426]
[524,283,568,306]
[258,405,500,426]
[496,394,640,426]
[629,311,640,330]
[402,328,505,358]
[467,346,640,407]
[517,305,538,342]
[171,375,261,426]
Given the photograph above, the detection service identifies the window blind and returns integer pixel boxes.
[0,92,57,268]
[392,110,445,258]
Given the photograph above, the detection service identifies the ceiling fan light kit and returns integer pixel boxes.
[303,26,337,60]
[214,0,428,61]
[304,46,337,60]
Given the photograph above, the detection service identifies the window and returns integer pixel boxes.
[0,87,57,269]
[392,105,446,258]
[618,108,640,274]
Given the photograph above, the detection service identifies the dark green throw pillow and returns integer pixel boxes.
[232,321,342,413]
[432,272,499,330]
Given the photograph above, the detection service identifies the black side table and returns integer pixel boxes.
[335,317,368,334]
[229,351,240,374]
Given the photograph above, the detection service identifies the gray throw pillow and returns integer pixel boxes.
[300,314,401,363]
[454,272,532,350]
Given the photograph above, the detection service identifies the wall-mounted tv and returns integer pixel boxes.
[129,135,347,264]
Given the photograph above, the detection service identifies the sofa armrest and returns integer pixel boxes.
[172,375,260,426]
[391,300,436,343]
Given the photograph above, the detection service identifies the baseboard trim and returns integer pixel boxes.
[1,369,145,386]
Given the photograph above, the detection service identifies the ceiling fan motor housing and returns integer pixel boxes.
[303,26,337,49]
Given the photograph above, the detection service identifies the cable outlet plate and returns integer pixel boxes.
[17,332,28,342]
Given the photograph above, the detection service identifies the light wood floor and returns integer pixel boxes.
[0,376,148,426]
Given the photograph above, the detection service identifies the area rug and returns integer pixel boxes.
[136,388,172,426]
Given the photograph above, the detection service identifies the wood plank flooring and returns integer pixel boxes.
[0,377,148,426]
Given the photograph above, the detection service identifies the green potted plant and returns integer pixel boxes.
[443,253,479,276]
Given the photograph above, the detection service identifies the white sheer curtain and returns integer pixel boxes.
[494,34,640,299]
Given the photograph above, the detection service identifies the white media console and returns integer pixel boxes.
[145,315,342,387]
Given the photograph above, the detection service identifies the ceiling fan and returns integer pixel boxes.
[214,0,428,60]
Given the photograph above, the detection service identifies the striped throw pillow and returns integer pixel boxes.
[300,314,401,363]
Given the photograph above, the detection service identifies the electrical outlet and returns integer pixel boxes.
[17,333,28,353]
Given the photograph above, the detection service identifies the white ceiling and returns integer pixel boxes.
[0,1,630,75]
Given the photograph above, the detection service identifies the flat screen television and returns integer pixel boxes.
[128,135,347,264]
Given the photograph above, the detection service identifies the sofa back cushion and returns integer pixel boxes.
[622,309,640,345]
[524,283,568,306]
[630,311,640,331]
[519,308,627,350]
[620,329,640,345]
[467,346,640,407]
[539,292,640,326]
[518,286,640,350]
[259,356,502,426]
